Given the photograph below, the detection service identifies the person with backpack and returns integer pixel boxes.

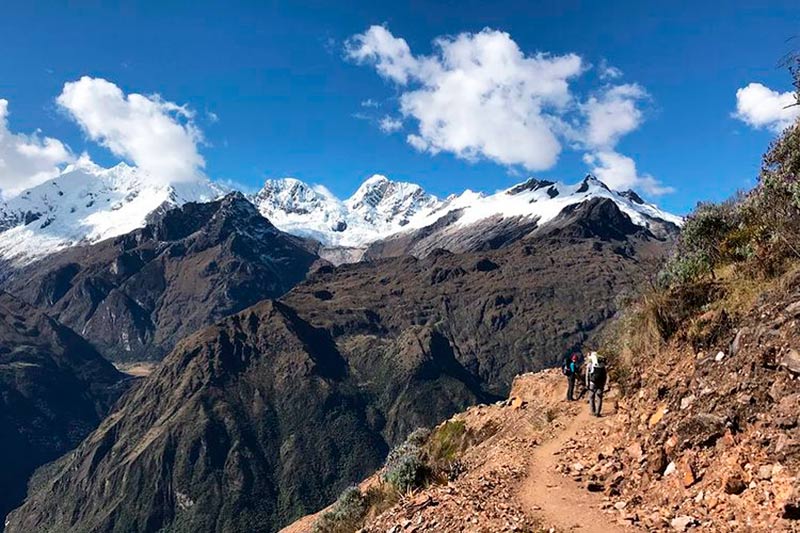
[586,351,607,416]
[563,353,581,401]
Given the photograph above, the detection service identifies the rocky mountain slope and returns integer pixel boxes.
[5,196,675,532]
[553,271,800,531]
[289,262,800,533]
[253,174,680,263]
[2,193,319,362]
[278,271,800,533]
[285,197,671,394]
[4,298,494,533]
[0,159,226,267]
[0,290,127,528]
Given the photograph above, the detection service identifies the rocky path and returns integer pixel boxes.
[518,402,633,532]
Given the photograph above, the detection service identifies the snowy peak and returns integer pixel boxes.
[346,174,439,227]
[253,174,681,253]
[253,178,349,235]
[0,163,226,265]
[254,178,332,216]
[251,174,442,247]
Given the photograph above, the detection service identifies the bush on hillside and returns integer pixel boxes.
[659,63,800,286]
[311,486,367,533]
[382,441,427,493]
[605,60,800,397]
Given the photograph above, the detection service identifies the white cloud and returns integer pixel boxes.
[734,82,800,132]
[598,60,623,80]
[379,116,403,133]
[345,25,420,84]
[581,84,647,148]
[0,99,74,197]
[57,76,205,183]
[583,151,673,196]
[361,99,380,108]
[347,25,583,171]
[347,25,672,196]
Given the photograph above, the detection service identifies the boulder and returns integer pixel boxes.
[649,404,668,428]
[730,327,748,356]
[677,458,696,488]
[626,442,644,462]
[649,447,669,474]
[680,394,695,410]
[675,413,726,449]
[780,349,800,374]
[757,465,773,481]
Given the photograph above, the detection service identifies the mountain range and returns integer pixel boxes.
[2,193,319,362]
[0,163,680,268]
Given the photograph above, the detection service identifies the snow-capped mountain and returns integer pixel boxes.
[252,174,681,258]
[0,166,680,268]
[252,174,442,247]
[0,160,226,266]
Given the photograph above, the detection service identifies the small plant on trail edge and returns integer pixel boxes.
[381,440,428,493]
[426,420,467,464]
[311,486,367,533]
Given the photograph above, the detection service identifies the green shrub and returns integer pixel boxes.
[312,486,368,533]
[381,441,427,493]
[658,250,711,287]
[404,427,431,447]
[426,420,467,464]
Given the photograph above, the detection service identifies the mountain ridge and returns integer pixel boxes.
[252,174,681,262]
[0,162,681,268]
[2,193,320,362]
[4,195,674,533]
[0,159,226,267]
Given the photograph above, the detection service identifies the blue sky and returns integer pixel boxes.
[0,1,798,214]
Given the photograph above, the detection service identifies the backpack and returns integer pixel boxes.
[590,360,607,386]
[562,355,578,376]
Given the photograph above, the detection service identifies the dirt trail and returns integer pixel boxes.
[518,404,632,532]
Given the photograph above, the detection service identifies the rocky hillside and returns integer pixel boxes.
[5,195,674,533]
[285,197,670,395]
[553,270,800,531]
[0,290,127,528]
[2,193,319,362]
[276,271,800,533]
[4,299,493,533]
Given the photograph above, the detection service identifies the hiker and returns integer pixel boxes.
[585,351,607,416]
[563,353,581,401]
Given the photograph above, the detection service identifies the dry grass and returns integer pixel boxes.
[605,260,796,396]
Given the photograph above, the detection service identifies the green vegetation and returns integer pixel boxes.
[382,440,428,493]
[311,486,367,533]
[604,64,800,393]
[312,419,489,533]
[427,420,467,464]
